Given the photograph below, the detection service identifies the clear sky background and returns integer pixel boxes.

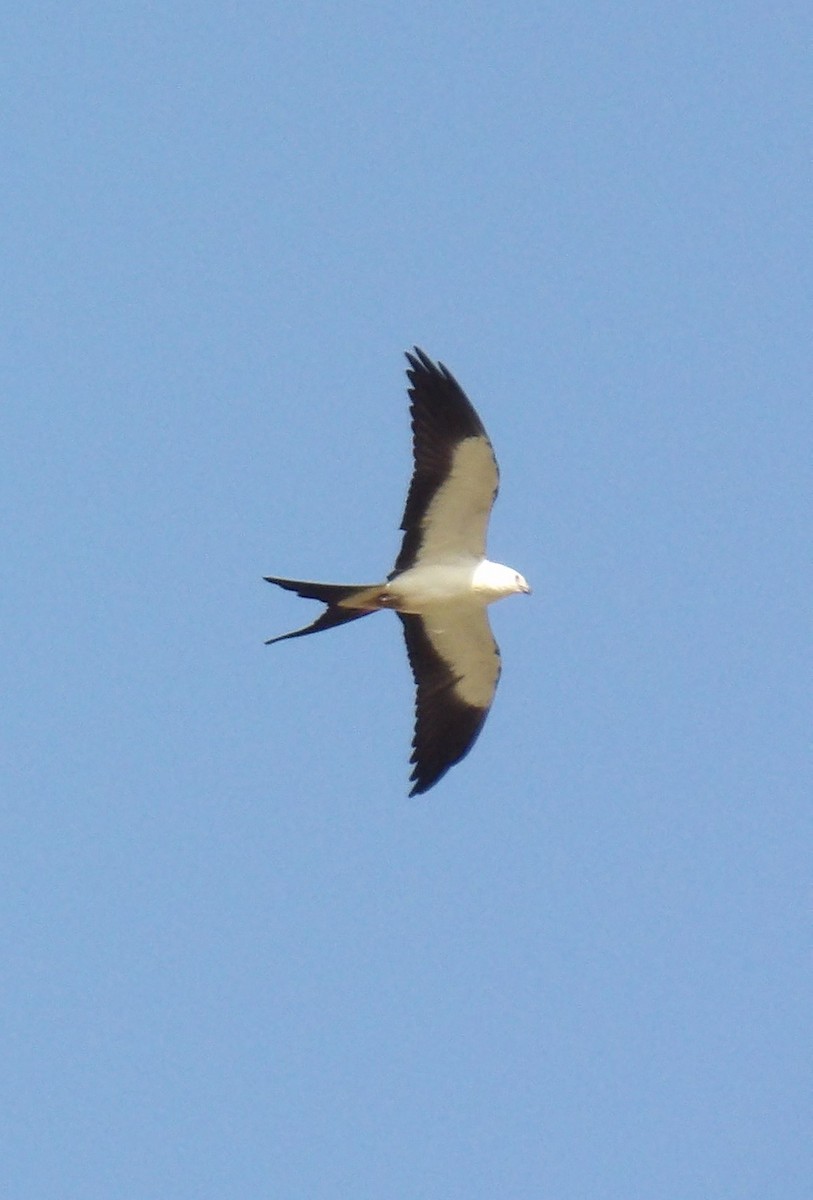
[3,4,810,1197]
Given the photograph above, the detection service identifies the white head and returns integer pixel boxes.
[472,559,532,602]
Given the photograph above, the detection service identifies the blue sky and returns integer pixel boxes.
[3,4,810,1197]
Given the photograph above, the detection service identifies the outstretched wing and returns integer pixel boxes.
[393,349,499,574]
[399,606,502,796]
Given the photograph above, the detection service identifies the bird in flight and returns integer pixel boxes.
[265,348,530,795]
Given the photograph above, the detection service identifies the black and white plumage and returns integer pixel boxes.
[265,348,530,795]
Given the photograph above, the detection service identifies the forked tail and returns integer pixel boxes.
[264,576,383,644]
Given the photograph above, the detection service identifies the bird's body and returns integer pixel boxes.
[333,558,523,614]
[265,348,530,795]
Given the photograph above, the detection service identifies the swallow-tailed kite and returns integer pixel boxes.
[265,348,530,795]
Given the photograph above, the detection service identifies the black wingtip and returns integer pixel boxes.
[406,345,432,369]
[408,779,432,798]
[405,346,452,383]
[406,760,452,797]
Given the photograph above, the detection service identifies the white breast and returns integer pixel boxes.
[386,560,482,613]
